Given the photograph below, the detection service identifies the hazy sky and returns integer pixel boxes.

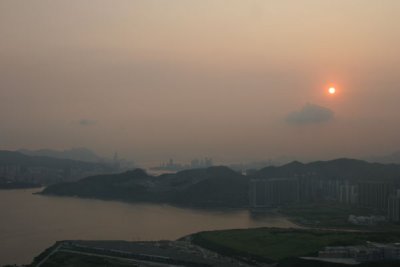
[1,0,400,164]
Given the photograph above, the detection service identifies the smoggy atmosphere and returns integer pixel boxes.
[1,0,400,164]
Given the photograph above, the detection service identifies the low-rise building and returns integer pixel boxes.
[317,242,400,263]
[348,215,386,225]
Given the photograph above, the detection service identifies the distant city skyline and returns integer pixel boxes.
[10,146,400,169]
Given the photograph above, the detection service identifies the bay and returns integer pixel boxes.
[0,188,297,265]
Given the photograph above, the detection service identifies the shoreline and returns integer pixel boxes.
[38,191,388,232]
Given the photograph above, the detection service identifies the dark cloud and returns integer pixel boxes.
[286,103,334,125]
[77,119,97,126]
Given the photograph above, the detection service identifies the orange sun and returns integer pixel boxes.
[328,87,336,95]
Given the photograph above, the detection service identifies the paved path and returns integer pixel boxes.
[34,244,180,267]
[35,244,61,267]
[59,248,181,266]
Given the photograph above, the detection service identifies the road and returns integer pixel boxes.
[35,244,61,267]
[34,242,181,267]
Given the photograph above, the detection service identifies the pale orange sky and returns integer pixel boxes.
[1,1,400,163]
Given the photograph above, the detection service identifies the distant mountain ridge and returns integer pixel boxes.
[18,148,106,163]
[41,158,400,207]
[0,150,104,168]
[254,158,400,182]
[0,150,114,184]
[368,151,400,164]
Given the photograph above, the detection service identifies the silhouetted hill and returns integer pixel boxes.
[42,166,249,207]
[167,166,248,206]
[42,169,153,202]
[254,158,400,182]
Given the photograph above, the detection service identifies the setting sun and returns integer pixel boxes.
[328,87,336,94]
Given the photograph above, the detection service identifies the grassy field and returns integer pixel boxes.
[192,228,400,263]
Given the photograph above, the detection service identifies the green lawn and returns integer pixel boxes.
[192,228,400,262]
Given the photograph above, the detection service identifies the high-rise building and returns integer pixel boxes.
[249,178,299,207]
[339,183,358,205]
[388,189,400,222]
[298,176,320,202]
[358,182,393,211]
[249,179,268,207]
[190,158,213,169]
[320,179,342,201]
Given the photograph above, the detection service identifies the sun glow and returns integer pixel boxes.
[328,87,336,94]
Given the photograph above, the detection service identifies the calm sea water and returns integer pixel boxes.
[0,188,297,265]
